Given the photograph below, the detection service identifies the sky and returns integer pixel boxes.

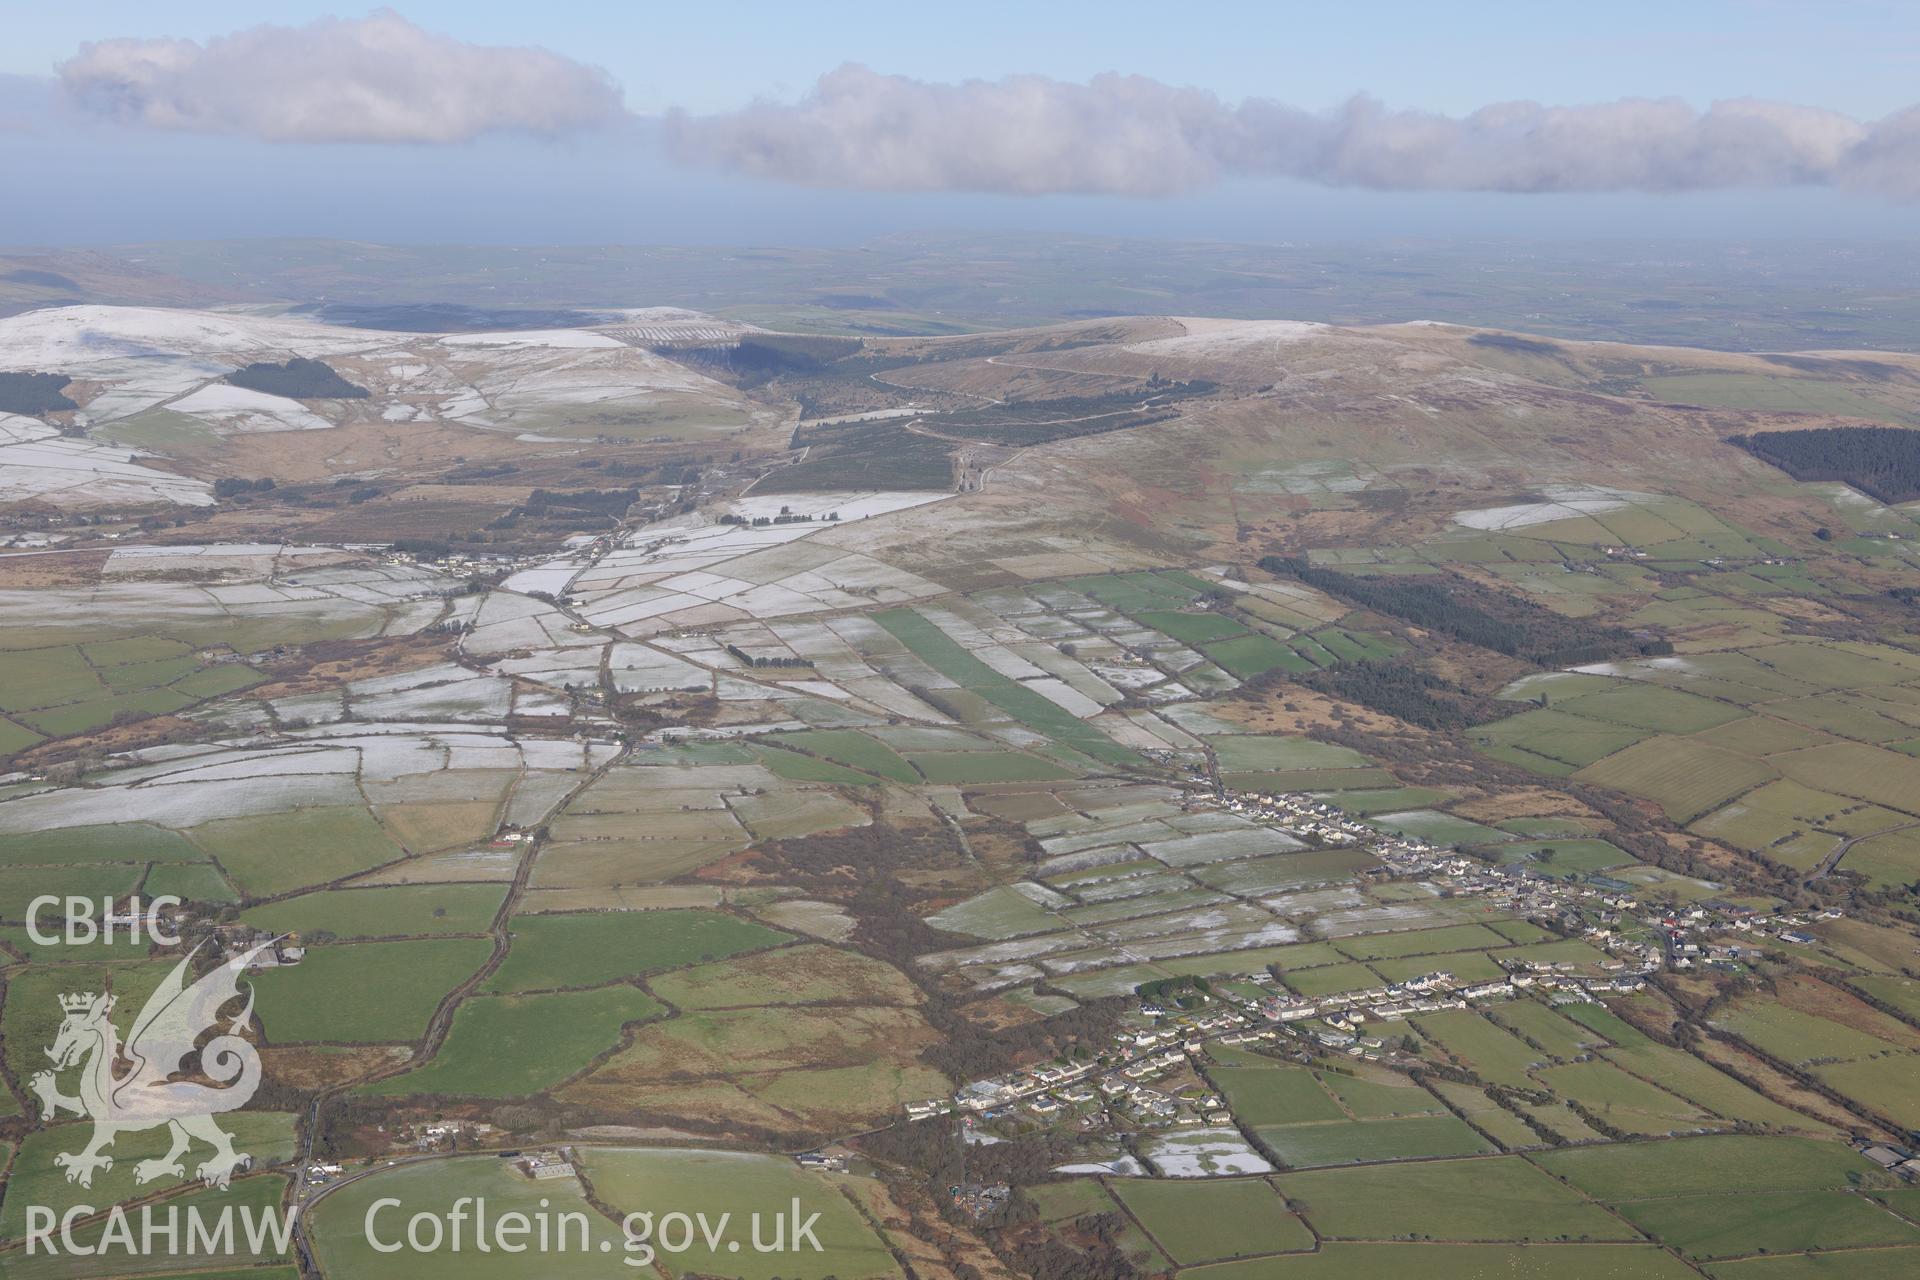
[1,1,1917,246]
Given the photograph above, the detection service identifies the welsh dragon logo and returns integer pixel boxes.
[30,940,273,1190]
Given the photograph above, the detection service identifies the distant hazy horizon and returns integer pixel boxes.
[2,2,1917,246]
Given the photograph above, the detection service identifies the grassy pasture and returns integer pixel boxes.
[1489,838,1635,876]
[1772,741,1920,811]
[0,862,141,907]
[1644,372,1916,423]
[1713,1000,1906,1065]
[648,943,919,1009]
[1605,1042,1827,1131]
[363,984,665,1096]
[583,1148,902,1280]
[1212,1065,1348,1126]
[1474,708,1649,769]
[141,858,238,904]
[927,885,1061,939]
[1559,683,1749,734]
[1491,999,1607,1058]
[1335,922,1510,960]
[0,1113,296,1242]
[308,1155,627,1277]
[0,639,262,738]
[1256,1114,1493,1167]
[1224,767,1402,791]
[1134,609,1249,646]
[1109,1178,1312,1263]
[753,744,883,784]
[485,909,790,993]
[1811,1053,1920,1129]
[1028,1180,1120,1223]
[1315,1069,1447,1118]
[1281,962,1382,998]
[1841,828,1920,888]
[1365,809,1507,846]
[0,821,203,865]
[1618,1189,1920,1260]
[1277,1156,1632,1242]
[1412,1010,1544,1087]
[1562,1003,1648,1047]
[1533,1060,1707,1131]
[189,805,407,897]
[252,937,490,1042]
[770,729,920,782]
[906,750,1077,783]
[1181,1243,1697,1280]
[1537,1134,1884,1200]
[1313,786,1453,814]
[1,1175,293,1278]
[1575,736,1777,822]
[872,608,1135,766]
[1211,736,1371,772]
[1703,1248,1920,1280]
[242,882,506,939]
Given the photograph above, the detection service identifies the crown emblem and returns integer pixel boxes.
[59,992,104,1013]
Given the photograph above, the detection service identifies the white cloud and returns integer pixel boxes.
[668,65,1920,199]
[59,9,624,144]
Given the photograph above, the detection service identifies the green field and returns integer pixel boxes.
[1714,1000,1904,1065]
[581,1148,901,1280]
[141,859,239,904]
[0,1112,297,1240]
[1411,1010,1545,1087]
[188,805,408,896]
[905,749,1078,783]
[1182,1243,1696,1280]
[1618,1190,1920,1260]
[1575,737,1778,822]
[1212,1064,1347,1126]
[1490,838,1635,876]
[1335,923,1509,960]
[1704,1248,1920,1280]
[1135,609,1250,646]
[485,910,791,993]
[1491,1000,1608,1058]
[1256,1114,1493,1167]
[1316,1070,1448,1119]
[1644,372,1916,423]
[1202,633,1308,678]
[242,883,507,939]
[1277,1156,1632,1242]
[770,729,921,782]
[1536,1135,1884,1201]
[0,821,203,865]
[308,1154,628,1277]
[753,744,886,784]
[252,937,491,1042]
[1812,1053,1920,1129]
[0,638,261,738]
[363,984,666,1096]
[1532,1060,1706,1132]
[1365,810,1508,846]
[872,608,1136,766]
[1109,1178,1313,1263]
[1,1175,293,1278]
[1212,736,1372,772]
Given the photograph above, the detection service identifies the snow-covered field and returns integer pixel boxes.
[0,304,765,487]
[554,493,952,636]
[1452,484,1648,531]
[0,723,618,834]
[0,414,212,506]
[0,547,461,642]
